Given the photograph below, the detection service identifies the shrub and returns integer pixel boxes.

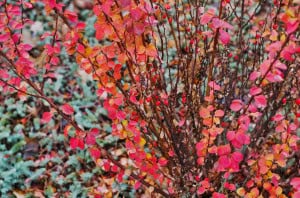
[0,0,299,197]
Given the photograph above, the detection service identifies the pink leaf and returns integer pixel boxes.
[61,103,74,115]
[254,95,267,108]
[215,110,224,117]
[199,107,210,118]
[286,21,299,34]
[274,61,287,70]
[134,181,142,190]
[232,152,243,162]
[219,29,230,45]
[236,132,250,145]
[200,8,215,25]
[294,191,300,198]
[197,187,207,195]
[259,60,271,75]
[0,69,9,79]
[212,18,233,29]
[291,177,300,189]
[212,192,226,198]
[86,134,96,145]
[209,81,221,91]
[272,114,284,122]
[249,86,262,96]
[226,131,235,141]
[41,112,53,124]
[250,71,261,81]
[0,33,9,42]
[230,99,243,112]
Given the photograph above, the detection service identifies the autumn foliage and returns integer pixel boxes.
[0,0,300,197]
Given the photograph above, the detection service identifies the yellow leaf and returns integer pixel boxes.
[265,154,274,161]
[275,187,282,195]
[146,153,152,159]
[286,9,295,17]
[237,187,246,196]
[139,137,146,147]
[267,170,273,178]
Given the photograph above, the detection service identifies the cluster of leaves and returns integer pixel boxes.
[0,0,300,197]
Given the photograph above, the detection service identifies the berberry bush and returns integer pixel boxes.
[0,0,300,197]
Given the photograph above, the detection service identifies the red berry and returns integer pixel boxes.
[296,98,300,105]
[282,98,287,104]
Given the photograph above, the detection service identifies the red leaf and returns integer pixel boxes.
[158,157,168,166]
[224,182,236,191]
[89,147,101,159]
[134,181,142,190]
[70,137,84,150]
[86,134,96,145]
[230,100,243,112]
[131,8,144,21]
[64,124,72,137]
[133,22,145,35]
[41,112,53,124]
[101,0,113,16]
[64,10,78,23]
[107,107,117,119]
[61,103,74,115]
[120,0,131,7]
[217,144,231,156]
[116,111,126,120]
[218,155,231,169]
[90,128,100,136]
